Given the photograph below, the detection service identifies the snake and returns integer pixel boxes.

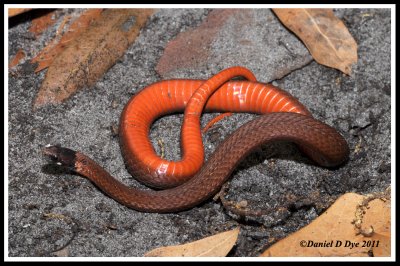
[43,66,349,213]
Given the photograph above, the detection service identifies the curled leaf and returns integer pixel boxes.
[144,227,240,257]
[273,8,357,75]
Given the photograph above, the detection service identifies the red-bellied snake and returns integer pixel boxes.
[43,66,349,213]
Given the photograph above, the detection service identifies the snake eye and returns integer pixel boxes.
[42,144,76,169]
[43,144,61,162]
[42,145,76,169]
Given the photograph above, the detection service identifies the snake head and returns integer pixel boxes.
[42,144,77,169]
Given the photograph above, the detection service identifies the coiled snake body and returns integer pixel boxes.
[43,67,349,213]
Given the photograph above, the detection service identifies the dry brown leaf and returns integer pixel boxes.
[359,195,391,256]
[144,228,240,257]
[29,10,57,37]
[33,8,154,110]
[260,192,391,257]
[31,9,103,72]
[273,8,357,75]
[8,8,32,17]
[52,247,69,257]
[9,49,25,68]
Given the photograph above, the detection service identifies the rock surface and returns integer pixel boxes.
[7,8,391,257]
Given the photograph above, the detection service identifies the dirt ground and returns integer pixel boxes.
[7,8,391,258]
